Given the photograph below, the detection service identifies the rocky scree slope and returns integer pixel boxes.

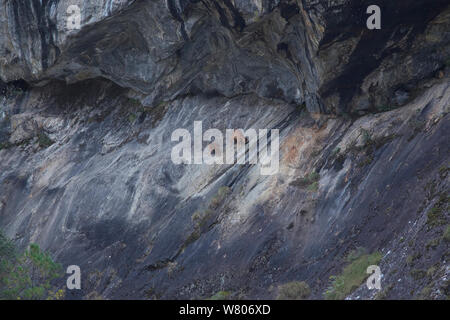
[0,0,449,299]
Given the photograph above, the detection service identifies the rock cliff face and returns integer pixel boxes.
[0,0,449,299]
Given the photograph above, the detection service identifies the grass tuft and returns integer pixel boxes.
[291,171,320,192]
[277,281,310,300]
[207,291,231,300]
[38,132,54,148]
[443,225,450,242]
[324,251,382,300]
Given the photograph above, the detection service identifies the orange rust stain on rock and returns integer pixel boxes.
[280,123,331,167]
[281,128,304,165]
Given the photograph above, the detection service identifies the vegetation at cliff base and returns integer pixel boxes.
[0,231,64,300]
[426,193,448,227]
[324,249,382,300]
[277,281,311,300]
[443,225,450,242]
[207,291,231,300]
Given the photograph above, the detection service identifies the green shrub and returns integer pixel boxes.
[291,171,320,192]
[0,232,64,300]
[426,238,440,250]
[406,252,421,266]
[207,291,231,300]
[444,226,450,242]
[426,193,448,227]
[418,286,432,300]
[427,207,444,226]
[308,172,320,182]
[0,141,12,150]
[277,281,311,300]
[324,251,382,300]
[128,113,137,123]
[376,105,394,112]
[197,209,213,228]
[186,187,231,248]
[38,132,54,148]
[5,86,23,98]
[183,229,201,248]
[191,211,202,223]
[410,269,426,280]
[426,265,437,278]
[438,166,448,179]
[374,283,393,300]
[345,247,367,262]
[307,181,319,192]
[127,98,141,108]
[0,231,15,274]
